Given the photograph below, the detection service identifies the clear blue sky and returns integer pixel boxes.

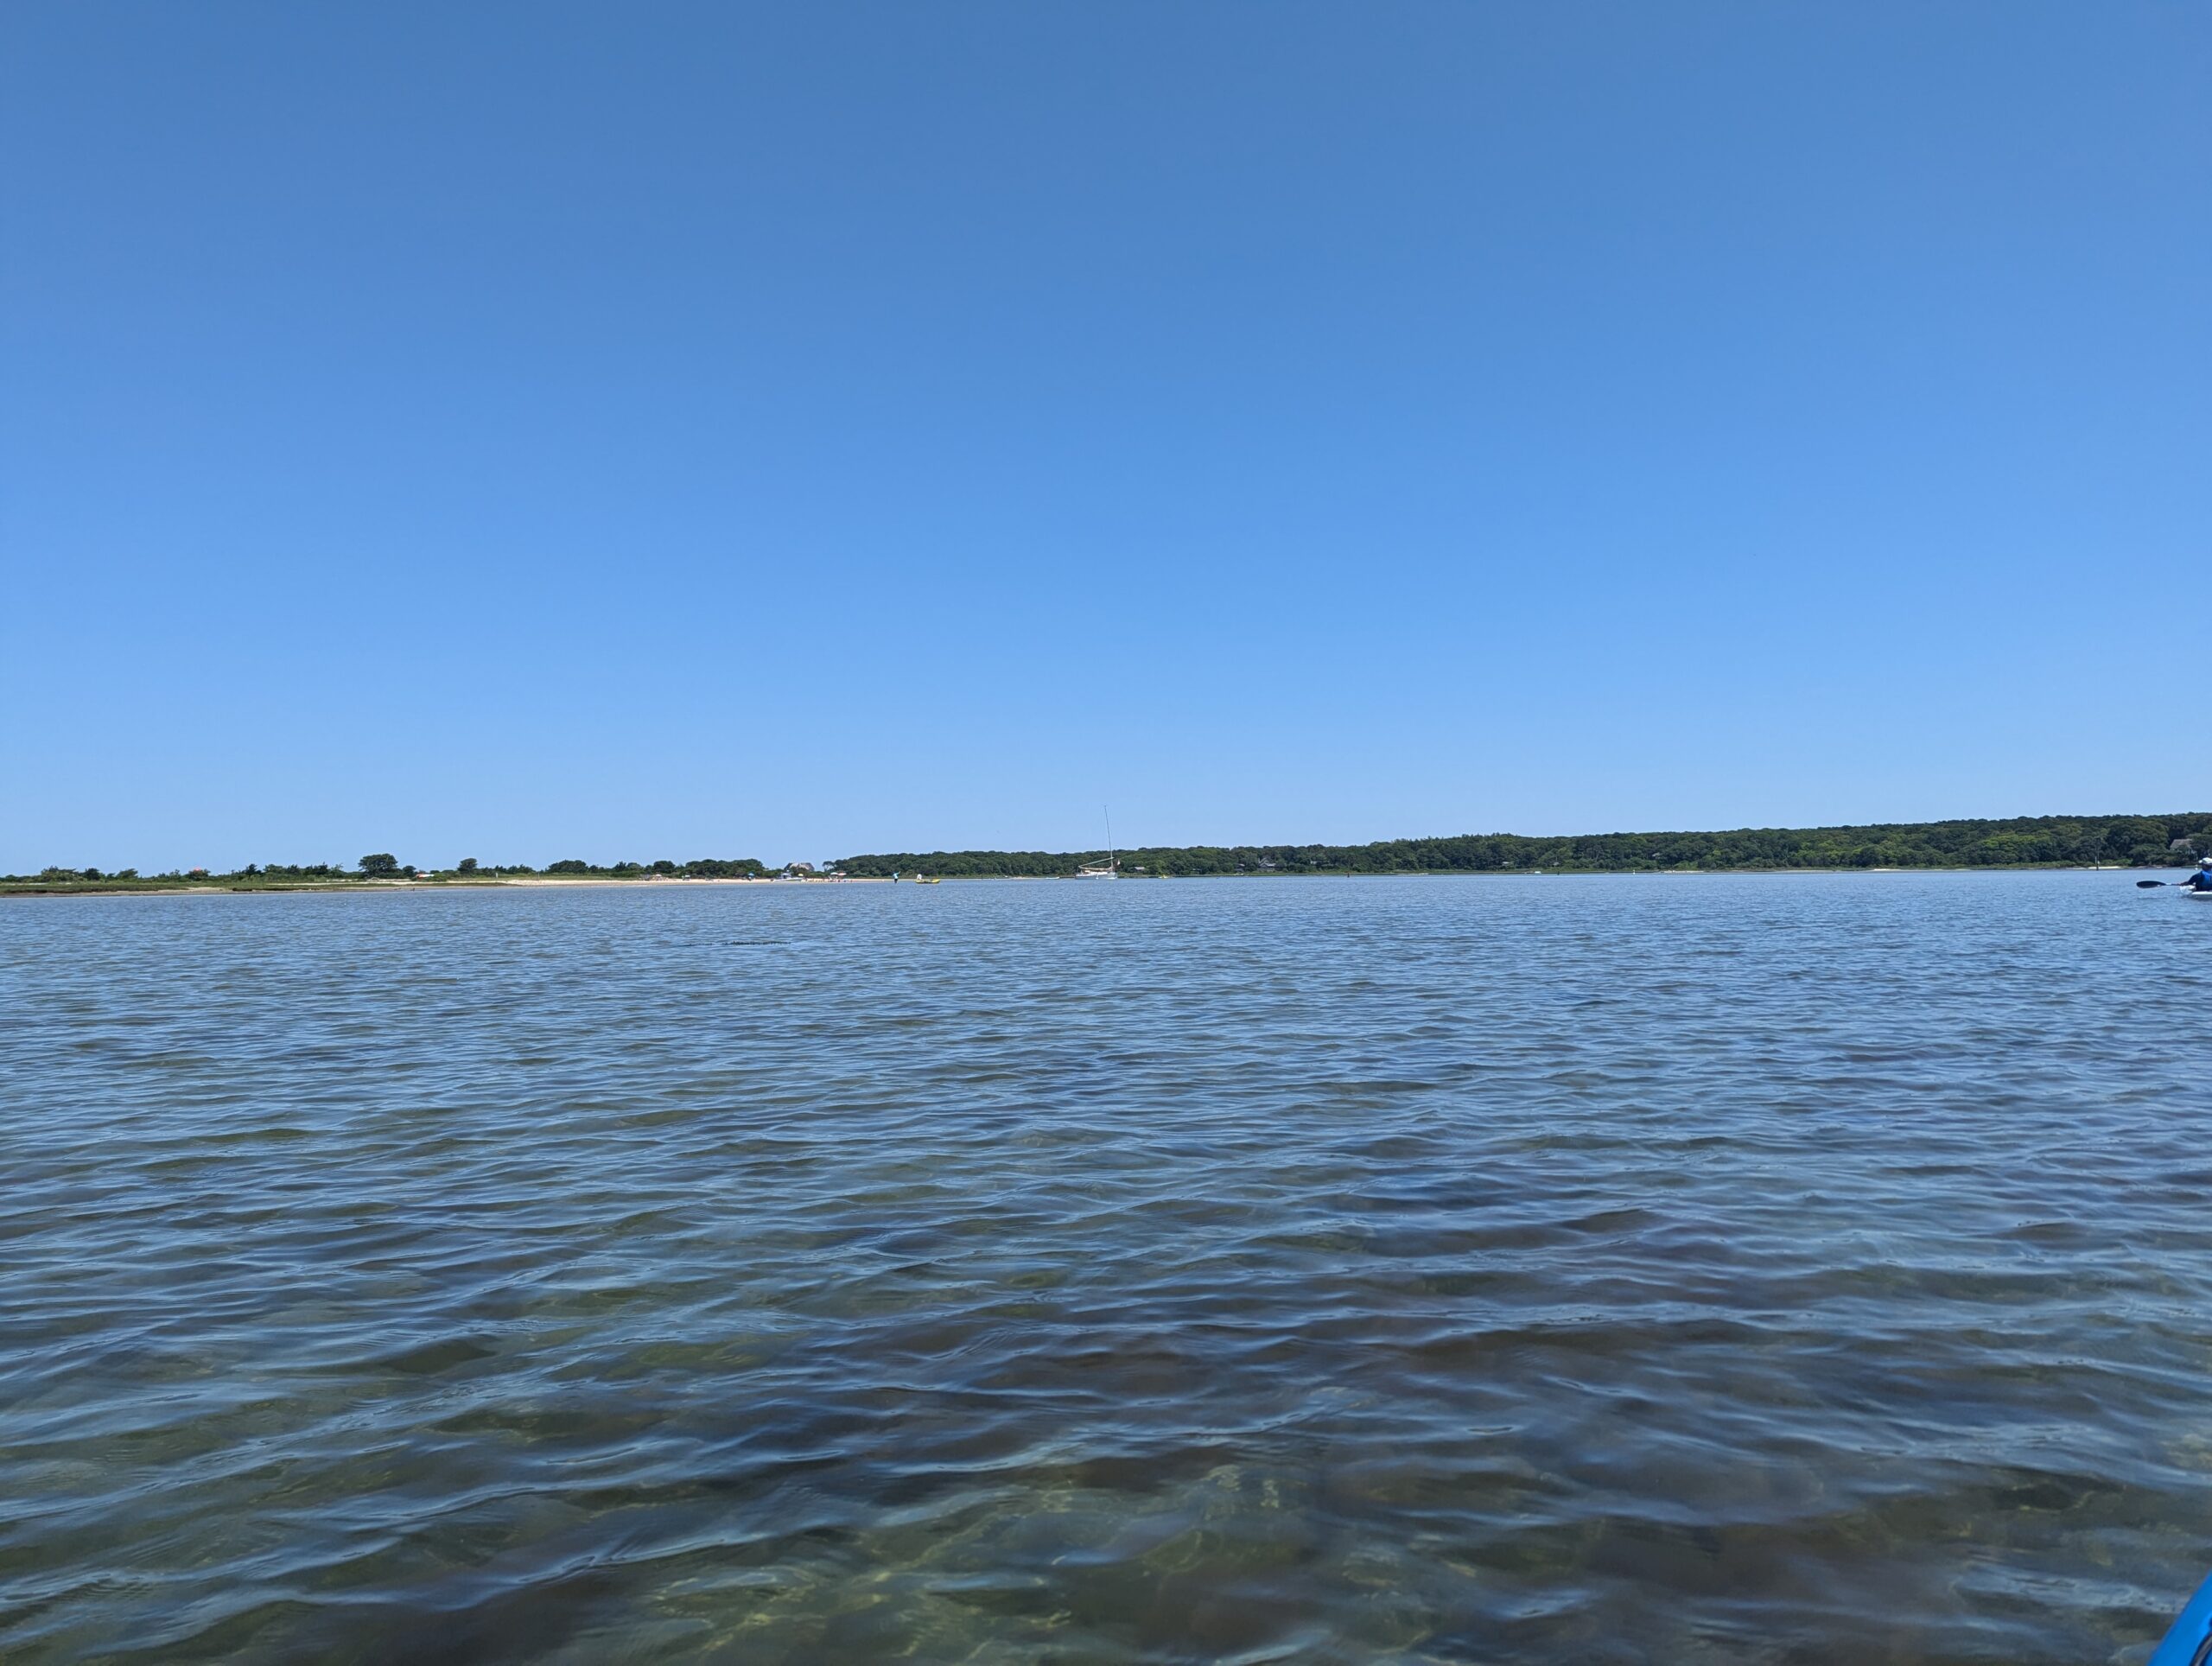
[3,5,2204,871]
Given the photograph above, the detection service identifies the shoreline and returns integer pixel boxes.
[0,864,2189,899]
[0,875,891,898]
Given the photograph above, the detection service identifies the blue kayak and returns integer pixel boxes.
[2152,1571,2212,1666]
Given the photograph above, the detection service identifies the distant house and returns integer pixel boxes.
[2173,838,2200,853]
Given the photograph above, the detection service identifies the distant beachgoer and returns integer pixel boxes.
[2183,858,2212,892]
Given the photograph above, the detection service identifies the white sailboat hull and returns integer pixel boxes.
[1081,809,1119,877]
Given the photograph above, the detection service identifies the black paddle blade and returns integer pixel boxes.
[2137,879,2165,887]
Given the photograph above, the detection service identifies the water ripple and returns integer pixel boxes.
[3,874,2209,1661]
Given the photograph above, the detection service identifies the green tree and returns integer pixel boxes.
[359,853,400,876]
[458,857,479,874]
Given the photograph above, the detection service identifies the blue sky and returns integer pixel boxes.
[3,4,2204,870]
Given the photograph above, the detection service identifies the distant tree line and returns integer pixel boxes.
[538,857,773,878]
[10,815,2208,889]
[2,853,772,887]
[834,813,2212,879]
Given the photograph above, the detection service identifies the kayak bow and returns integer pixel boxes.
[2152,1569,2212,1666]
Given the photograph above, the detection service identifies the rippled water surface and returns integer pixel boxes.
[5,874,2210,1663]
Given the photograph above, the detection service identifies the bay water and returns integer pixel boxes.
[3,873,2208,1662]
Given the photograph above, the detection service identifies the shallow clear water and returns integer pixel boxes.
[3,874,2209,1663]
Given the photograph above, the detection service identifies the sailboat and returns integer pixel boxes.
[1076,808,1120,879]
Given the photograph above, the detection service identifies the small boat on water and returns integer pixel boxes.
[1076,808,1120,879]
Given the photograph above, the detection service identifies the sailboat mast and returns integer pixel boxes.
[1104,807,1114,873]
